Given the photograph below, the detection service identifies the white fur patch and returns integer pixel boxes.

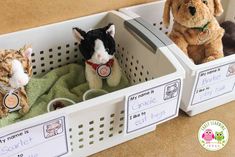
[90,39,113,64]
[9,59,29,89]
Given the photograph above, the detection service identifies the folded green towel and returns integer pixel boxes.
[0,63,130,128]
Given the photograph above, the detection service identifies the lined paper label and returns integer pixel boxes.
[125,79,181,134]
[0,116,69,157]
[191,62,235,105]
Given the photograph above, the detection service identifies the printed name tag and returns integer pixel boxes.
[125,79,181,134]
[191,62,235,106]
[0,116,69,157]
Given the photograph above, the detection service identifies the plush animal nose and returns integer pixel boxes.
[189,6,196,16]
[18,78,28,85]
[18,79,24,84]
[97,54,101,58]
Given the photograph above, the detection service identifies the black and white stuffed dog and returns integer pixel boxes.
[73,24,122,89]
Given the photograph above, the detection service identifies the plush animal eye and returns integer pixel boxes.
[202,0,208,5]
[106,48,110,52]
[7,74,12,77]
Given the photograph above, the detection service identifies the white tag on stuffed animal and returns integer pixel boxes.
[3,92,21,112]
[97,64,112,78]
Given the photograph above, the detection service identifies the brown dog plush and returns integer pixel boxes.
[163,0,224,64]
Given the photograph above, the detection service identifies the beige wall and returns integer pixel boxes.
[0,0,154,34]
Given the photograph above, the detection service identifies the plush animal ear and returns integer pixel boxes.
[21,46,33,59]
[104,24,115,38]
[163,0,172,28]
[214,0,223,16]
[73,27,86,44]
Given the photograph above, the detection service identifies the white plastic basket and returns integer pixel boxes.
[121,0,235,116]
[0,11,184,156]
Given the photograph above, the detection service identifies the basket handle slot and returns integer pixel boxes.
[124,19,164,52]
[133,17,174,46]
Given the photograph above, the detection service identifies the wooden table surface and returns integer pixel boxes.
[0,1,234,157]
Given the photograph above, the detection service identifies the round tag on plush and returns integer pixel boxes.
[3,93,21,112]
[97,64,112,79]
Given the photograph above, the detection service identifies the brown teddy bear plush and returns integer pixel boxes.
[163,0,224,64]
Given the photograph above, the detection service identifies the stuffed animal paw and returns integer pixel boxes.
[107,58,121,87]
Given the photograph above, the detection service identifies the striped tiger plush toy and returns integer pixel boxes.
[0,46,32,118]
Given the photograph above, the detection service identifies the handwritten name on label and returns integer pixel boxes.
[125,80,181,134]
[0,116,69,157]
[192,63,235,105]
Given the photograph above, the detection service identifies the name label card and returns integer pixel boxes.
[191,62,235,106]
[125,79,181,134]
[0,116,69,157]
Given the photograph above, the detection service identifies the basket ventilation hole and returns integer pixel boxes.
[100,117,105,121]
[109,127,114,131]
[99,137,104,141]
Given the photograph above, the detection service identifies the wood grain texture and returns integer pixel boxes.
[92,102,235,157]
[0,0,153,34]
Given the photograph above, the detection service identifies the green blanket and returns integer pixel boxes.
[0,63,130,128]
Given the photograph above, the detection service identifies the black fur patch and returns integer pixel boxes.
[73,24,116,60]
[221,21,235,56]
